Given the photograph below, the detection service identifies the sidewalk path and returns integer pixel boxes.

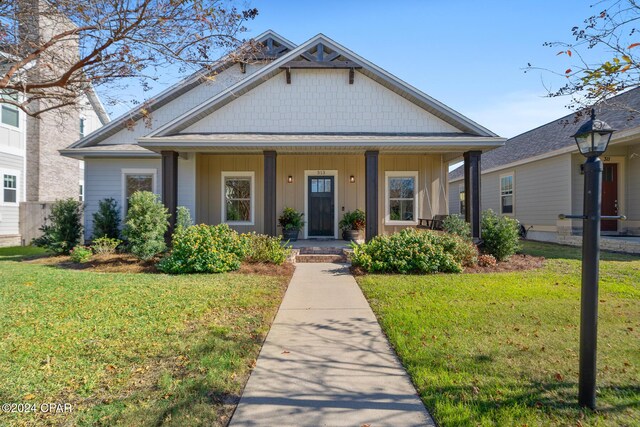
[230,263,434,427]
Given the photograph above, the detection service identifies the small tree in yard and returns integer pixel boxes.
[33,198,83,254]
[123,191,169,260]
[176,206,193,230]
[92,198,121,240]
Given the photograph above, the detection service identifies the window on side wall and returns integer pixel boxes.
[3,173,18,204]
[385,171,418,225]
[500,174,514,215]
[222,172,254,225]
[1,105,19,128]
[79,181,84,202]
[459,184,465,214]
[122,170,156,213]
[79,117,86,138]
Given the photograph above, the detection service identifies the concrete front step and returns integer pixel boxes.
[295,254,346,263]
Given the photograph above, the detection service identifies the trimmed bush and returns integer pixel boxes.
[478,254,497,267]
[158,224,246,274]
[122,191,170,260]
[242,233,291,264]
[481,209,521,261]
[92,198,121,240]
[442,214,471,241]
[351,228,477,274]
[176,206,193,230]
[91,237,122,255]
[32,198,83,254]
[70,246,92,263]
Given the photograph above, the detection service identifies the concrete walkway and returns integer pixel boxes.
[230,263,434,427]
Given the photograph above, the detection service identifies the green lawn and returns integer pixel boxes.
[357,241,640,426]
[0,247,290,426]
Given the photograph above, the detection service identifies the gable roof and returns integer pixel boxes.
[69,30,296,148]
[449,87,640,181]
[147,33,498,139]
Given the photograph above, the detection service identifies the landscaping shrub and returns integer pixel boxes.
[442,214,471,240]
[478,254,497,267]
[92,198,121,240]
[481,209,521,261]
[158,224,246,274]
[69,246,92,263]
[242,233,291,264]
[351,228,477,274]
[122,191,170,260]
[91,237,122,255]
[32,198,83,254]
[176,206,193,230]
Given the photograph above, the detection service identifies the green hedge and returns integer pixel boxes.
[242,233,291,265]
[351,228,477,274]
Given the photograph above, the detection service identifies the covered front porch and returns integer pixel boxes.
[141,134,497,242]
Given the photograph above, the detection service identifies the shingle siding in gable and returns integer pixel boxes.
[183,69,463,134]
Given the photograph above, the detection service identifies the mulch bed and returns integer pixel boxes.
[350,253,545,276]
[24,253,296,276]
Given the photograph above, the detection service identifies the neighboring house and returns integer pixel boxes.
[449,88,640,243]
[62,31,504,241]
[0,1,110,246]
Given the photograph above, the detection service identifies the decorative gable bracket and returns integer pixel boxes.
[238,37,291,74]
[279,42,362,84]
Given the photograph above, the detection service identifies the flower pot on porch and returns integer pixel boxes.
[342,229,360,242]
[282,228,300,242]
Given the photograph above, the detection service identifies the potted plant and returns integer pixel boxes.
[339,209,366,242]
[279,207,304,241]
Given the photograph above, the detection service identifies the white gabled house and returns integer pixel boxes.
[62,31,505,241]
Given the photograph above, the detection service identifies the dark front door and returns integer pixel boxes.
[601,163,618,232]
[308,176,334,237]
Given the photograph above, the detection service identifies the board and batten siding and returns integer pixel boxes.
[0,152,24,236]
[195,153,448,237]
[184,69,462,134]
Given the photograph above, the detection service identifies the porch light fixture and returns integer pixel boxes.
[287,175,293,183]
[562,107,622,410]
[350,175,355,183]
[572,109,615,158]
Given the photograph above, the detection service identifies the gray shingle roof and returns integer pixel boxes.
[449,88,640,181]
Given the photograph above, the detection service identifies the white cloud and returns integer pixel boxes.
[465,91,572,138]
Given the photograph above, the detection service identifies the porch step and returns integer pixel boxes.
[298,247,345,255]
[295,254,347,263]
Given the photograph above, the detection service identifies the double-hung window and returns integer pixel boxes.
[222,172,254,225]
[500,174,514,214]
[1,91,20,128]
[385,171,418,225]
[3,173,18,204]
[122,169,156,213]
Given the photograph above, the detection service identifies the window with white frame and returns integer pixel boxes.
[500,174,514,214]
[79,117,86,138]
[1,91,20,128]
[222,172,254,224]
[385,171,418,224]
[3,173,17,204]
[122,169,156,212]
[459,184,465,214]
[79,180,84,202]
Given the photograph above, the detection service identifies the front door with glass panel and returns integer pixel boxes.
[308,176,334,237]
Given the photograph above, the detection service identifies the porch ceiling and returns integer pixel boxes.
[137,132,505,154]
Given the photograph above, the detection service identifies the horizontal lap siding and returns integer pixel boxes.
[0,152,24,235]
[84,158,162,239]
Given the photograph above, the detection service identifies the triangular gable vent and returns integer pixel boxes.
[280,42,362,84]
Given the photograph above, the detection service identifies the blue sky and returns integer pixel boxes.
[102,0,600,138]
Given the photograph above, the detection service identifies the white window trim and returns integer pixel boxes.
[0,104,20,130]
[121,168,158,218]
[221,171,255,226]
[1,168,20,206]
[459,183,465,214]
[303,170,339,239]
[79,179,85,202]
[385,171,419,226]
[499,172,515,216]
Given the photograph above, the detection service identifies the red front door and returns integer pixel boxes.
[601,163,618,232]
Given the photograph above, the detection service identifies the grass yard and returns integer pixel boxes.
[357,241,640,426]
[0,247,290,426]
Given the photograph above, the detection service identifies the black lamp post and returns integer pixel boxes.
[570,108,615,410]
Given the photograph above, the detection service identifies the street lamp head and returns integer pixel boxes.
[572,108,615,158]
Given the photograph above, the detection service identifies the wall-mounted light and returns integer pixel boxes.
[349,175,355,183]
[287,175,293,183]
